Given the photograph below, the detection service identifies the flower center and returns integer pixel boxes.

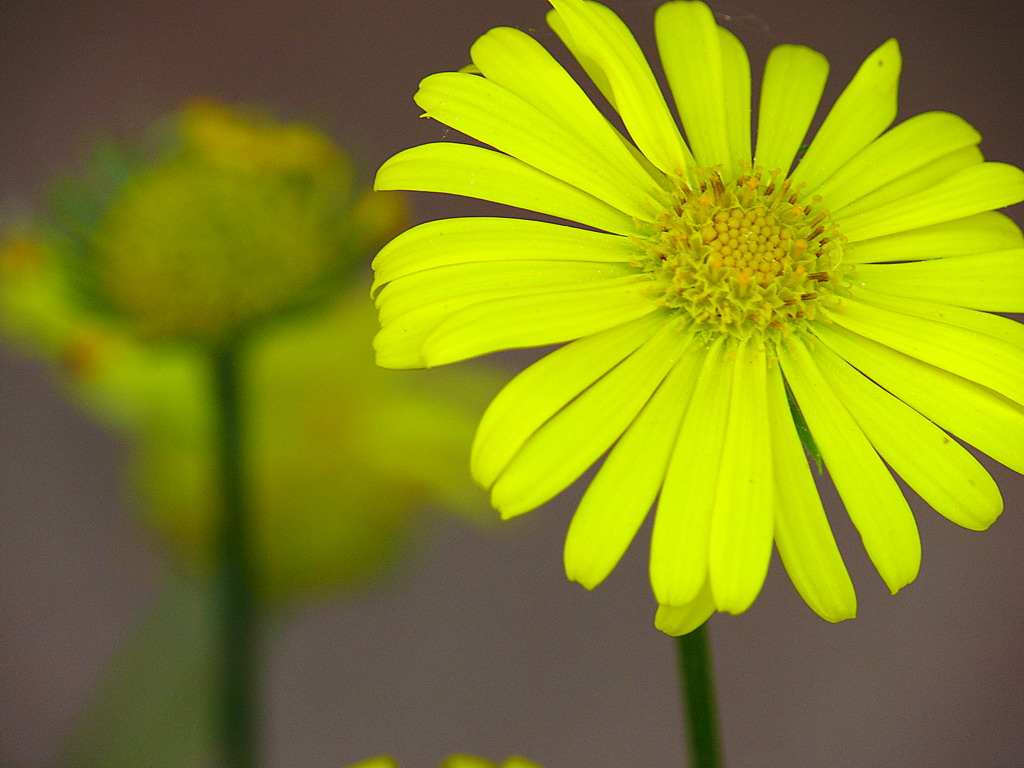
[641,167,846,341]
[94,162,342,345]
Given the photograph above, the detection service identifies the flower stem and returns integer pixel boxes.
[676,623,723,768]
[211,344,259,768]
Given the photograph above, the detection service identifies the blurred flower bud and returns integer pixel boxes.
[1,102,500,601]
[50,100,403,346]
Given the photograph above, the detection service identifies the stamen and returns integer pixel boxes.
[642,166,846,342]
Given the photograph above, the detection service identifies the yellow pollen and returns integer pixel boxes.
[642,166,847,341]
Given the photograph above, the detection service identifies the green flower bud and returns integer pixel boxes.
[54,100,396,346]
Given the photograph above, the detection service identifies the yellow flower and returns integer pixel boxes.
[371,0,1024,633]
[1,234,499,600]
[52,100,382,346]
[0,103,501,600]
[346,756,541,768]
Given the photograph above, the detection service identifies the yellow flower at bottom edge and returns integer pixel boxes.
[346,756,541,768]
[370,0,1024,633]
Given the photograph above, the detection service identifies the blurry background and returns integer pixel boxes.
[1,1,1022,766]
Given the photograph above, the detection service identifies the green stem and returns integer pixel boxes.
[676,623,723,768]
[211,345,259,768]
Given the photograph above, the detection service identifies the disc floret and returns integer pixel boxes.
[642,166,847,342]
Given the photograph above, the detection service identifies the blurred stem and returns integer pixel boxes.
[676,623,723,768]
[211,343,259,768]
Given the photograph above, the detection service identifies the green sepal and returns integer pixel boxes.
[784,378,823,473]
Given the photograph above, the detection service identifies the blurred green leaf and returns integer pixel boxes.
[60,572,216,768]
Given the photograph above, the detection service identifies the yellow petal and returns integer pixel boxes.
[346,758,399,768]
[814,323,1024,475]
[547,0,693,174]
[854,248,1024,313]
[490,318,686,517]
[376,261,638,325]
[708,338,774,614]
[470,25,662,195]
[472,312,664,488]
[372,217,638,295]
[823,293,1024,407]
[816,112,980,212]
[754,44,829,174]
[421,275,657,367]
[813,340,1001,531]
[650,338,730,606]
[375,143,636,235]
[655,580,716,636]
[766,360,856,623]
[843,211,1023,265]
[415,71,658,220]
[565,337,703,589]
[781,337,920,595]
[793,39,901,192]
[839,162,1024,243]
[834,146,982,222]
[656,1,751,176]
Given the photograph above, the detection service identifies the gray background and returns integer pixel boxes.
[1,1,1022,766]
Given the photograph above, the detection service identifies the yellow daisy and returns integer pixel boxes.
[0,105,499,602]
[50,99,363,346]
[347,756,541,768]
[371,0,1024,634]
